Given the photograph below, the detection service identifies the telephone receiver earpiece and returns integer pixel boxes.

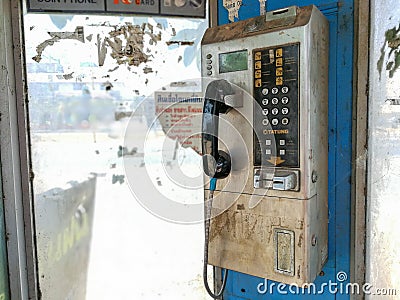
[201,79,235,179]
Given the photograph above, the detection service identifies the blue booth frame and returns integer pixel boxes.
[217,0,354,299]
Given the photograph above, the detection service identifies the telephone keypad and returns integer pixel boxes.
[253,43,300,167]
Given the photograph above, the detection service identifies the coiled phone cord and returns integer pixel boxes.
[203,178,228,299]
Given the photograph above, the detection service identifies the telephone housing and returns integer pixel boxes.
[201,5,329,284]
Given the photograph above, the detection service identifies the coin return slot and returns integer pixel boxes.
[273,173,296,191]
[273,8,289,15]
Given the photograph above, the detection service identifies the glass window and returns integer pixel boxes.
[24,12,208,299]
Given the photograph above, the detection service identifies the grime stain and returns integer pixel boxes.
[377,23,400,79]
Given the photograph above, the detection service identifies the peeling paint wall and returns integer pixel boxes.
[26,15,206,99]
[24,14,207,131]
[367,0,400,298]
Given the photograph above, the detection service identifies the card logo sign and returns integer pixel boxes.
[27,0,206,17]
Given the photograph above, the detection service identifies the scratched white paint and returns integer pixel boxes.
[223,0,242,22]
[259,0,266,16]
[367,0,400,299]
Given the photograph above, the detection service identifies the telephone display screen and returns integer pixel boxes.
[219,50,248,73]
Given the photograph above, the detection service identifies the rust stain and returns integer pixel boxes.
[297,233,303,248]
[237,204,245,210]
[296,219,304,230]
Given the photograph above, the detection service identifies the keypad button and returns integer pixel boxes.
[262,98,269,105]
[272,118,279,126]
[279,140,286,146]
[280,149,286,155]
[282,118,289,125]
[272,87,279,94]
[262,118,269,125]
[207,71,212,76]
[262,88,269,95]
[272,98,279,105]
[207,65,212,70]
[207,59,212,64]
[282,107,289,115]
[262,109,269,116]
[206,54,212,59]
[282,96,289,104]
[266,149,271,155]
[282,86,289,93]
[272,108,279,115]
[266,139,272,146]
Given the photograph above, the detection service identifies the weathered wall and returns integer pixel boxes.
[366,0,400,298]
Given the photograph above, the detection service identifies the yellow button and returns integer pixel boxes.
[255,61,262,69]
[276,67,283,76]
[255,52,262,60]
[276,58,283,67]
[255,70,262,78]
[276,48,283,57]
[255,79,262,87]
[276,77,283,86]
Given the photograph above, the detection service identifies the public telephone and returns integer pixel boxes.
[201,4,329,292]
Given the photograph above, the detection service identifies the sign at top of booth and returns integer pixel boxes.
[27,0,206,17]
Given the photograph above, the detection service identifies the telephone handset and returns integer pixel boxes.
[201,79,236,299]
[201,79,233,179]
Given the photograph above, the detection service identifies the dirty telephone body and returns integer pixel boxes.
[201,5,329,286]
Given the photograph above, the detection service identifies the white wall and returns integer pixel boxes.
[367,0,400,299]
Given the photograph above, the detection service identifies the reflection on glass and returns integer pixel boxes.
[24,12,208,300]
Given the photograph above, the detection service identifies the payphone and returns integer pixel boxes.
[201,5,329,292]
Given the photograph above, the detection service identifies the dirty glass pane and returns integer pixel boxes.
[24,12,208,299]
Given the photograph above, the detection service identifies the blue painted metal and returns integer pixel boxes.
[217,0,354,299]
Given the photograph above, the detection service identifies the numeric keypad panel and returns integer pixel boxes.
[253,44,300,168]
